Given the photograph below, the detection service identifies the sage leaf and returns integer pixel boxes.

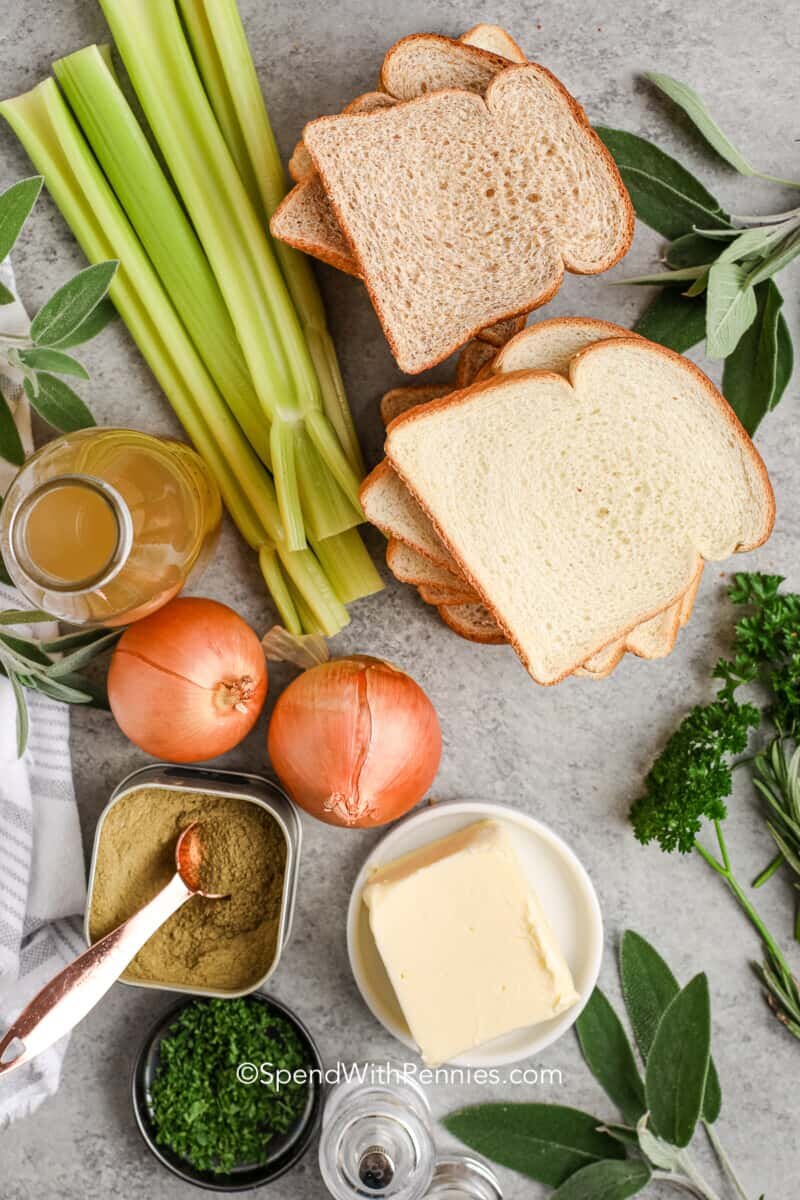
[706,262,757,358]
[773,313,793,410]
[0,280,14,305]
[615,266,708,286]
[29,260,117,347]
[645,73,756,176]
[722,279,785,434]
[633,289,705,353]
[443,1104,624,1187]
[47,628,122,677]
[636,1114,684,1171]
[18,347,89,379]
[597,1124,639,1148]
[9,672,29,757]
[23,373,95,432]
[0,630,51,668]
[667,232,725,269]
[50,296,116,349]
[645,973,711,1148]
[745,226,800,288]
[0,609,53,626]
[595,127,730,238]
[575,988,645,1124]
[715,226,786,266]
[620,932,721,1123]
[550,1158,652,1200]
[41,626,116,654]
[30,673,96,705]
[0,176,42,261]
[0,385,25,466]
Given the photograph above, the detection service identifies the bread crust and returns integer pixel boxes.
[386,334,774,683]
[380,33,511,95]
[305,66,633,373]
[437,602,508,644]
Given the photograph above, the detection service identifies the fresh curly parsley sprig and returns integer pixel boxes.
[631,573,800,1039]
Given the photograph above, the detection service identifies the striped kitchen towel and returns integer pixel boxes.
[0,259,86,1124]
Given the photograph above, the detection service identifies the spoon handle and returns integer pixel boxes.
[0,872,192,1075]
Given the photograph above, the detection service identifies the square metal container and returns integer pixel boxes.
[84,763,302,999]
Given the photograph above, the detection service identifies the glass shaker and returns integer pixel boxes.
[0,428,221,626]
[318,1065,504,1200]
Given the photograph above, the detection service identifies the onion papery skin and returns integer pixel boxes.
[108,597,267,762]
[267,655,442,828]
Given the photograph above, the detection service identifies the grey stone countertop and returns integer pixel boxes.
[1,1,798,1196]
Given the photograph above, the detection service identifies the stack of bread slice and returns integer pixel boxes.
[361,318,774,684]
[271,28,633,374]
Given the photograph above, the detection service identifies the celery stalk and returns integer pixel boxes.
[53,45,271,468]
[0,78,349,636]
[312,529,384,606]
[99,0,363,546]
[258,545,302,635]
[179,0,365,476]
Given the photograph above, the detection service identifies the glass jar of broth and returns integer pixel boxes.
[0,428,221,626]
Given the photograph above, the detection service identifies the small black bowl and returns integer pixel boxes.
[132,994,324,1191]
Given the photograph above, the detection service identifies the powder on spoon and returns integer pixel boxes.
[89,787,287,992]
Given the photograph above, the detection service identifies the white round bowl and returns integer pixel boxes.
[347,800,603,1067]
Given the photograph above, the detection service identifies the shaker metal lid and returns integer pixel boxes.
[426,1153,503,1199]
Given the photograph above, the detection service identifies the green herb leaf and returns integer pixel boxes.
[29,260,117,347]
[706,262,758,358]
[0,609,53,625]
[49,296,116,349]
[745,226,800,288]
[23,373,95,432]
[633,289,706,353]
[722,279,785,434]
[575,988,645,1124]
[667,232,726,269]
[443,1104,624,1187]
[47,628,122,676]
[773,313,794,410]
[0,630,52,668]
[29,673,96,705]
[645,973,711,1147]
[615,266,709,286]
[41,626,117,653]
[635,1115,684,1170]
[645,73,757,176]
[8,672,29,757]
[597,1124,639,1148]
[594,127,730,238]
[0,176,42,261]
[0,384,25,466]
[18,347,89,379]
[715,226,786,266]
[620,931,721,1123]
[550,1158,652,1200]
[0,280,15,305]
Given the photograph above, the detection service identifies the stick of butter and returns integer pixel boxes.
[362,819,579,1066]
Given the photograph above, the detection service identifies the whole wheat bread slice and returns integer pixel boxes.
[303,64,633,372]
[386,339,773,683]
[438,602,507,644]
[380,383,453,427]
[459,24,527,63]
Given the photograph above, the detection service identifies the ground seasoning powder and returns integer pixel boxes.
[89,787,287,991]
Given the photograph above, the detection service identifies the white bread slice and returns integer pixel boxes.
[438,602,507,644]
[460,25,526,63]
[304,68,633,373]
[386,342,773,683]
[289,92,398,182]
[380,383,453,427]
[360,460,460,571]
[386,539,478,598]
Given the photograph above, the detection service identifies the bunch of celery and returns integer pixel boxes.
[0,0,380,635]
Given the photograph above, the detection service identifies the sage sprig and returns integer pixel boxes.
[597,73,799,434]
[445,932,757,1200]
[0,176,117,465]
[0,609,120,755]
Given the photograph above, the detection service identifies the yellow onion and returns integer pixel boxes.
[267,655,441,827]
[108,597,267,762]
